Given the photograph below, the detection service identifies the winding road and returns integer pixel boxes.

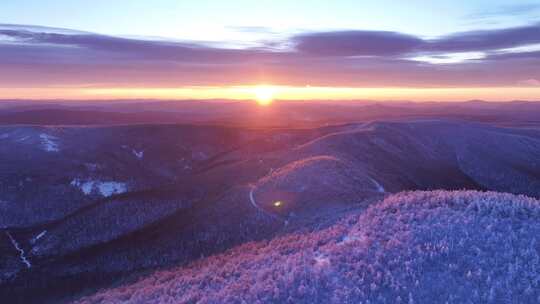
[249,186,288,224]
[368,177,386,193]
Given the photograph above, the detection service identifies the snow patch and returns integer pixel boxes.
[71,179,127,197]
[6,231,31,269]
[97,182,128,197]
[132,149,144,159]
[71,179,94,195]
[341,235,360,244]
[31,230,47,245]
[39,133,59,152]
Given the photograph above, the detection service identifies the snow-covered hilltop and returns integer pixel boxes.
[76,191,540,304]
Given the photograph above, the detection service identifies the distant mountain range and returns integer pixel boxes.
[0,99,539,127]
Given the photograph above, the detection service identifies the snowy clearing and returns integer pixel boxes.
[39,134,59,152]
[71,179,128,197]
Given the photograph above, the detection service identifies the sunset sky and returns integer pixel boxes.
[1,0,540,101]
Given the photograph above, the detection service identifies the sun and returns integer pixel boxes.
[253,85,275,106]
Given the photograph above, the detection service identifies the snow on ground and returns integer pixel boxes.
[30,231,47,245]
[39,134,59,152]
[17,136,29,142]
[132,149,144,159]
[6,231,31,269]
[97,182,128,197]
[71,179,94,195]
[70,179,128,197]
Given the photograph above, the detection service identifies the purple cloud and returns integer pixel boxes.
[426,23,540,52]
[291,24,540,57]
[0,27,277,63]
[293,31,424,56]
[3,23,540,63]
[485,50,540,61]
[1,23,540,89]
